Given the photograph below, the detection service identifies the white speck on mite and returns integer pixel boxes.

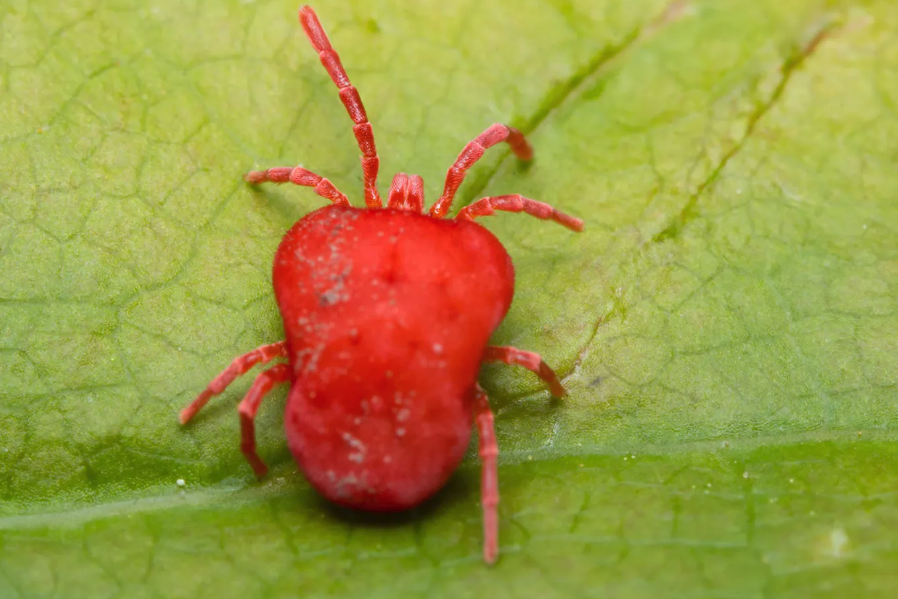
[342,431,367,463]
[342,431,366,450]
[176,479,185,487]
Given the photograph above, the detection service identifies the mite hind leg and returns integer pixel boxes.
[238,363,291,478]
[473,383,500,564]
[179,341,288,424]
[483,345,567,397]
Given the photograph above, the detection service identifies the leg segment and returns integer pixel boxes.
[244,166,349,207]
[473,384,500,564]
[429,124,533,219]
[457,194,584,232]
[484,346,567,397]
[179,341,288,425]
[239,363,291,478]
[300,6,382,208]
[387,172,424,212]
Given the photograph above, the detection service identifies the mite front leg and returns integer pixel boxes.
[430,124,533,219]
[179,341,288,424]
[457,194,584,232]
[473,383,500,564]
[244,166,350,207]
[300,6,382,208]
[238,363,291,478]
[483,346,567,397]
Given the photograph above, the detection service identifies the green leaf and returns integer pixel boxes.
[2,0,897,596]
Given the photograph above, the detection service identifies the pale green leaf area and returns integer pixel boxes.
[1,0,897,596]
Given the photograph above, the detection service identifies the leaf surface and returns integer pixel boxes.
[2,0,897,597]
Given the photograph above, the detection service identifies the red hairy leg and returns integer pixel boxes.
[239,363,291,478]
[387,173,424,212]
[457,194,585,232]
[429,124,533,219]
[483,346,567,398]
[300,5,382,208]
[474,384,500,564]
[244,167,350,206]
[179,341,288,425]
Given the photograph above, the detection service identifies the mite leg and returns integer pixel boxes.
[179,341,288,425]
[238,363,291,478]
[244,166,350,207]
[429,124,532,219]
[300,6,382,208]
[387,173,424,212]
[474,383,500,564]
[457,194,584,232]
[483,346,567,398]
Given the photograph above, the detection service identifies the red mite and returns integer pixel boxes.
[179,5,583,564]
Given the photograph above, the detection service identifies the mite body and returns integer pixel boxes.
[180,5,583,564]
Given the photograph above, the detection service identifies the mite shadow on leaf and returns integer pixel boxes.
[512,157,534,175]
[245,184,311,224]
[478,362,566,411]
[178,384,289,425]
[312,472,477,530]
